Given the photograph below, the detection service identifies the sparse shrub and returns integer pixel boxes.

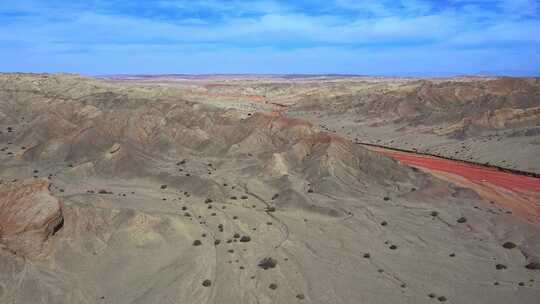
[525,262,540,270]
[502,241,517,249]
[202,279,211,287]
[193,240,202,246]
[258,257,277,270]
[456,217,467,223]
[495,263,507,270]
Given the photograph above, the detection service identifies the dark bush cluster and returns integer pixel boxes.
[258,257,277,270]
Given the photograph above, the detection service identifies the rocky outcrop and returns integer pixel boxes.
[0,179,63,258]
[474,107,540,129]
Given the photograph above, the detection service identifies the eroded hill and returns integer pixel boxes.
[285,77,540,173]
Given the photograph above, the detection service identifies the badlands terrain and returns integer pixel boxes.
[1,73,539,304]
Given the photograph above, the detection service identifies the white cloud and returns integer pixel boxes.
[157,0,290,15]
[335,0,435,16]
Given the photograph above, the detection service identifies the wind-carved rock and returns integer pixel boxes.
[0,179,64,258]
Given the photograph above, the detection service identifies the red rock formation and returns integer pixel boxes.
[0,179,63,258]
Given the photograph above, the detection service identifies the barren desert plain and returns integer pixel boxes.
[1,73,540,304]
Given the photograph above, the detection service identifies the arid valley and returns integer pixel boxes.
[1,73,539,303]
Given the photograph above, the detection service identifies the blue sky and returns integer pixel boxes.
[1,0,539,76]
